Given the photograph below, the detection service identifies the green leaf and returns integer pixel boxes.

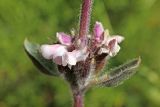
[100,57,141,87]
[24,39,59,76]
[86,57,141,88]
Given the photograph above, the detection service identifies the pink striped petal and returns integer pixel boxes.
[99,38,121,56]
[57,32,72,46]
[94,21,104,42]
[108,39,120,56]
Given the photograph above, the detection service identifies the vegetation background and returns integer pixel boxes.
[0,0,160,107]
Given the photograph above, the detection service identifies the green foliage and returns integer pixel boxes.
[0,0,160,107]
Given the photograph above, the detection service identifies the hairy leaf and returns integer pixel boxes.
[100,57,141,87]
[86,57,141,88]
[24,39,59,76]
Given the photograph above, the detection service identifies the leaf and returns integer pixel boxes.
[24,39,59,76]
[100,57,141,87]
[86,57,141,88]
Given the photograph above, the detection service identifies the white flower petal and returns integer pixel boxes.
[65,52,77,66]
[40,44,67,65]
[52,45,67,58]
[63,47,89,67]
[40,44,56,59]
[109,35,124,43]
[98,48,109,55]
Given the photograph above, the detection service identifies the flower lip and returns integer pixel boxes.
[40,44,89,67]
[40,44,67,60]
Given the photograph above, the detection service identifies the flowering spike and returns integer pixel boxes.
[24,0,141,107]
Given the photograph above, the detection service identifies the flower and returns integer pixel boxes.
[40,33,89,68]
[40,21,124,68]
[93,21,124,56]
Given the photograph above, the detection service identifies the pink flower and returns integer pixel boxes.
[40,21,124,68]
[40,32,89,68]
[93,22,124,56]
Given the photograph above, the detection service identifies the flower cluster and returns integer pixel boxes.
[40,21,124,69]
[24,0,140,106]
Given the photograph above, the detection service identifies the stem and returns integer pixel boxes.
[73,93,84,107]
[79,0,93,46]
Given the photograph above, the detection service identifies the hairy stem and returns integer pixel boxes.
[73,93,84,107]
[79,0,93,46]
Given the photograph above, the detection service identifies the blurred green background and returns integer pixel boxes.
[0,0,160,107]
